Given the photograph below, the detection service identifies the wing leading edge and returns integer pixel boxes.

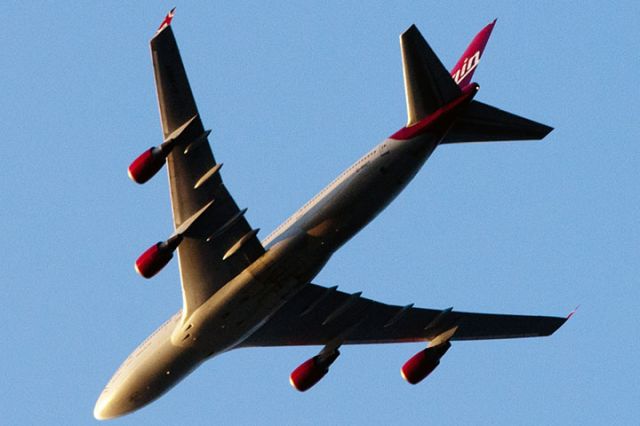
[240,283,567,347]
[150,23,264,319]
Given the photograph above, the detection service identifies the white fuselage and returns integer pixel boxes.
[94,130,441,419]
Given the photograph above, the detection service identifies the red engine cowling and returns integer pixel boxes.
[128,146,169,184]
[401,341,451,385]
[289,350,340,392]
[135,235,183,278]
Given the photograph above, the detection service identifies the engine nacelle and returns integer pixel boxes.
[289,349,340,392]
[128,146,169,184]
[135,235,183,278]
[401,341,451,385]
[127,115,201,184]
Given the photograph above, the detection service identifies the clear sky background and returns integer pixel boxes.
[1,2,638,425]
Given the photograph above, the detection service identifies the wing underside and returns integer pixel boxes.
[151,25,264,319]
[240,283,567,347]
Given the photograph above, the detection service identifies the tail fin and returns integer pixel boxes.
[400,25,461,126]
[451,20,496,87]
[398,21,553,143]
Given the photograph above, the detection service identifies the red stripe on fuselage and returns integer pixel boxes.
[390,83,479,141]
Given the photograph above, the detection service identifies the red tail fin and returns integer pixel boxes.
[451,19,496,87]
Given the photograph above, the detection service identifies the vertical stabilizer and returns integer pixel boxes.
[400,25,461,126]
[450,20,496,87]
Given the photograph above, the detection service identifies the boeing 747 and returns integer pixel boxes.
[95,10,568,419]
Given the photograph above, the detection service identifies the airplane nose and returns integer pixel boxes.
[93,389,119,420]
[93,311,201,419]
[93,387,136,421]
[93,391,112,420]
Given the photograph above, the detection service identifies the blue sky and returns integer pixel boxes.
[1,2,638,425]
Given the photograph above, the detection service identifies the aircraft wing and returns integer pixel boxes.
[240,283,567,347]
[151,25,264,318]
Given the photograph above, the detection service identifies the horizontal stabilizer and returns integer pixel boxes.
[441,100,553,144]
[401,25,461,126]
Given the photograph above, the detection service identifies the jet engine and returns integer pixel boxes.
[128,115,200,184]
[401,341,451,384]
[135,235,183,278]
[128,146,171,184]
[289,349,340,392]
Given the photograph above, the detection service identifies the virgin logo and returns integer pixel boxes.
[452,51,481,84]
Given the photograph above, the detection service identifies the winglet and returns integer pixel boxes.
[156,7,176,34]
[566,305,580,320]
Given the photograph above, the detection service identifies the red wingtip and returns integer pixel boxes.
[157,7,176,33]
[566,305,580,320]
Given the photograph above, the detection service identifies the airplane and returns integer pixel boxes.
[94,9,569,420]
